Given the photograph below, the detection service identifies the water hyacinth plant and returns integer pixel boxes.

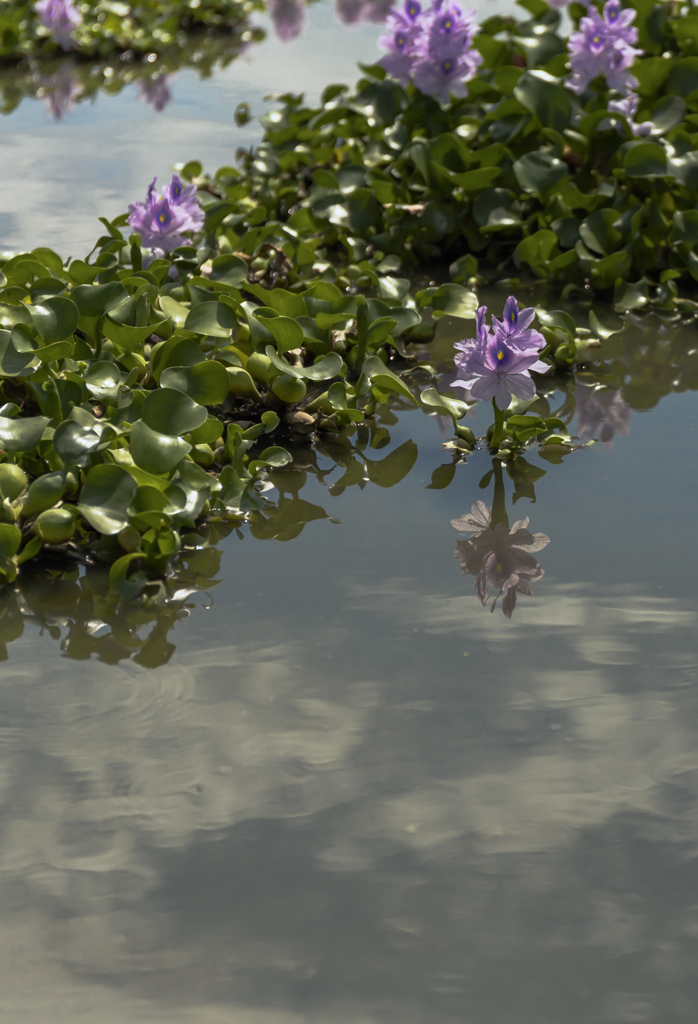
[452,297,550,447]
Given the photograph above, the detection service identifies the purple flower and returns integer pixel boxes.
[378,0,482,100]
[492,295,546,352]
[607,92,652,135]
[378,1,426,86]
[137,73,175,113]
[268,0,305,40]
[451,297,550,410]
[411,45,482,102]
[566,2,641,97]
[451,500,550,617]
[127,176,204,256]
[36,0,81,50]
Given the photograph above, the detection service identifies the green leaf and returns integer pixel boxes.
[85,361,125,403]
[103,316,168,352]
[159,295,191,327]
[0,330,39,377]
[324,188,382,233]
[420,387,469,422]
[72,281,129,318]
[0,464,27,501]
[183,300,236,339]
[0,414,49,454]
[161,360,230,406]
[514,70,571,132]
[78,464,138,535]
[423,283,479,319]
[361,355,417,405]
[262,314,304,353]
[53,419,116,466]
[513,230,558,275]
[141,388,208,436]
[209,254,248,288]
[0,524,21,558]
[130,420,192,474]
[34,508,76,544]
[26,296,79,344]
[513,151,568,197]
[622,141,668,177]
[21,471,66,518]
[265,346,343,381]
[244,284,307,319]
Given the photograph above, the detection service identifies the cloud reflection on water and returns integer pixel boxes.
[0,575,696,1019]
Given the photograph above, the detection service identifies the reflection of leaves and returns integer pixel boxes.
[505,456,547,504]
[427,461,457,490]
[249,496,330,541]
[1,546,223,666]
[364,440,418,488]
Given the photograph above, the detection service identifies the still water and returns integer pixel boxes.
[1,3,698,1021]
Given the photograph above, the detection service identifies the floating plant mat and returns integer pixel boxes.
[190,0,698,311]
[0,203,692,598]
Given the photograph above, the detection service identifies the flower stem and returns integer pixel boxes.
[489,399,507,450]
[491,460,509,530]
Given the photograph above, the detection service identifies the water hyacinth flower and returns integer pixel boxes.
[566,1,642,97]
[451,297,549,410]
[36,0,81,50]
[607,92,652,136]
[378,0,482,100]
[127,176,204,256]
[451,500,550,617]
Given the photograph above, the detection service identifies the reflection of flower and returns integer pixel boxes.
[269,0,305,40]
[451,297,549,411]
[36,0,81,50]
[137,73,175,113]
[451,500,549,617]
[39,63,82,120]
[574,383,631,447]
[127,175,204,256]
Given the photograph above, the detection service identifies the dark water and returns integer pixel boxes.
[1,4,698,1021]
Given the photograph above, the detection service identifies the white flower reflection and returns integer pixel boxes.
[451,500,550,617]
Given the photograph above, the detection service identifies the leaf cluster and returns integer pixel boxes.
[194,0,698,309]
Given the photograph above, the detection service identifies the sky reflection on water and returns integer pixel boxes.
[0,375,695,1019]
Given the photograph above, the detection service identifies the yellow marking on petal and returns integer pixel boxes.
[497,349,504,360]
[496,562,503,573]
[158,212,167,223]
